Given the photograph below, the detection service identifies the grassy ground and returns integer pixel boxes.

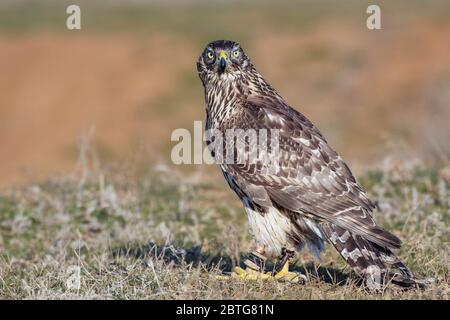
[0,157,448,299]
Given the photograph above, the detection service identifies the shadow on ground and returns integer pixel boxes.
[112,242,354,286]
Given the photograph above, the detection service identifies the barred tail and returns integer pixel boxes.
[321,223,428,290]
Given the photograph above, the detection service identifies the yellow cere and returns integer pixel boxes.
[219,51,228,60]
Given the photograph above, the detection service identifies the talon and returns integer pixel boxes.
[215,254,306,283]
[215,249,306,283]
[231,266,272,280]
[243,251,267,272]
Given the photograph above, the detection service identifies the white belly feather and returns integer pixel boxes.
[243,198,325,259]
[245,205,295,257]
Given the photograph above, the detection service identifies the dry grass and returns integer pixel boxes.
[0,154,448,299]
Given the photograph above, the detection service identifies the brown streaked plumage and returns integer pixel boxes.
[197,40,427,289]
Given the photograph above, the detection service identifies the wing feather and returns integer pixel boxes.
[221,95,401,249]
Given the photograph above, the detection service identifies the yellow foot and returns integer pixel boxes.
[216,263,307,284]
[272,260,307,283]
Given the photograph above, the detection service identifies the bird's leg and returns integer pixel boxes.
[272,248,294,275]
[225,249,271,280]
[243,251,267,272]
[218,248,306,283]
[271,248,306,282]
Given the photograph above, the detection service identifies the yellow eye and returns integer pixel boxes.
[233,50,240,57]
[207,51,214,59]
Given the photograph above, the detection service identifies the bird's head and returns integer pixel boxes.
[197,40,251,85]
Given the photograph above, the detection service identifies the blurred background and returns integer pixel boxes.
[0,0,449,187]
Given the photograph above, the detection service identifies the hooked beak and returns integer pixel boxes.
[218,51,228,73]
[219,58,227,73]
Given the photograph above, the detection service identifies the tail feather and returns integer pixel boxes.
[321,223,428,290]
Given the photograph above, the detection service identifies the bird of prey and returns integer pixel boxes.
[197,40,426,289]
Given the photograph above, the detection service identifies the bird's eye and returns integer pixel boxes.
[207,51,214,59]
[232,50,240,58]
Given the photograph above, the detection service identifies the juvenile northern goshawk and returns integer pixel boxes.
[197,40,426,289]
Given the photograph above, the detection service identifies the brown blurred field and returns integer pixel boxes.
[0,0,449,187]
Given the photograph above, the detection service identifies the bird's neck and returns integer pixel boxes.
[204,79,238,128]
[246,66,282,98]
[205,67,282,128]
